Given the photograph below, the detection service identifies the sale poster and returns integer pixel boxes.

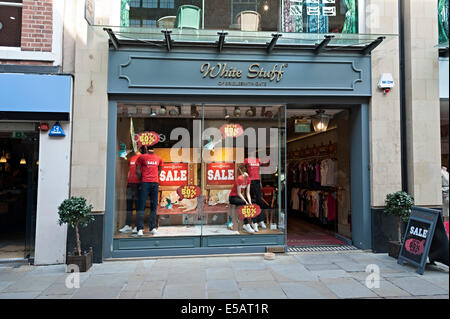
[159,163,188,187]
[238,204,262,221]
[206,163,235,186]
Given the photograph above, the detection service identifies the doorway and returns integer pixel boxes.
[0,123,39,261]
[285,107,352,247]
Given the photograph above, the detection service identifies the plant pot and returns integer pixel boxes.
[388,241,402,259]
[66,248,93,272]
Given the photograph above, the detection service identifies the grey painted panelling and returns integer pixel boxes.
[108,49,371,96]
[202,234,284,247]
[113,236,201,250]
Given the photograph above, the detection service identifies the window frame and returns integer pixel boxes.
[0,0,23,48]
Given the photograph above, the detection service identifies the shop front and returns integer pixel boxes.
[103,36,374,258]
[0,72,72,264]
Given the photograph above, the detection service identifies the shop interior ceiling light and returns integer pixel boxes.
[224,108,230,119]
[234,106,241,117]
[20,155,26,165]
[246,106,256,117]
[150,108,157,116]
[159,105,167,116]
[191,105,200,117]
[311,109,331,132]
[0,155,6,163]
[263,1,269,11]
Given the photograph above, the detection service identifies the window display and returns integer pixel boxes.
[114,104,285,238]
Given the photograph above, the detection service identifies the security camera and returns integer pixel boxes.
[377,73,395,93]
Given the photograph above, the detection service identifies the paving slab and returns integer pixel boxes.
[3,274,62,293]
[206,267,235,281]
[206,279,239,293]
[71,286,123,299]
[304,263,342,271]
[89,262,137,274]
[39,281,79,296]
[311,269,351,279]
[163,283,207,299]
[80,273,128,288]
[166,269,206,285]
[233,269,275,282]
[204,257,231,268]
[269,264,319,282]
[143,269,169,282]
[28,264,67,276]
[367,280,412,298]
[262,255,299,265]
[0,291,41,299]
[238,280,287,299]
[36,294,73,299]
[387,276,448,296]
[320,278,378,299]
[0,281,12,292]
[229,261,268,271]
[207,291,241,299]
[279,281,338,299]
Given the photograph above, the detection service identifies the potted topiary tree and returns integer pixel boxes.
[384,191,414,259]
[58,196,95,272]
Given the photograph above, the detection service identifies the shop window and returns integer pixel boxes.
[282,0,358,34]
[439,0,449,44]
[114,104,285,238]
[0,0,23,47]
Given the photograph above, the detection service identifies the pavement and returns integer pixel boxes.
[0,250,448,299]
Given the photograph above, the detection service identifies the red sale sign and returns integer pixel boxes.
[177,185,201,200]
[134,131,160,147]
[206,163,235,186]
[238,204,262,221]
[220,123,244,138]
[159,163,188,187]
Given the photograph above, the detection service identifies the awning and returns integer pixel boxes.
[98,26,393,55]
[0,73,72,121]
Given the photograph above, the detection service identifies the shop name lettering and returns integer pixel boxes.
[200,63,287,82]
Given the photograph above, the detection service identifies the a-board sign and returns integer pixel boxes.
[398,206,449,275]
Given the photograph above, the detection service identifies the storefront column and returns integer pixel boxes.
[350,104,372,249]
[403,0,442,206]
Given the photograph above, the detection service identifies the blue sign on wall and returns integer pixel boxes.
[48,122,66,137]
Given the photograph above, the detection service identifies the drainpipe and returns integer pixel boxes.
[399,0,408,193]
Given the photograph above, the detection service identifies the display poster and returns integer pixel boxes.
[206,162,235,186]
[238,204,262,221]
[177,185,201,200]
[220,124,244,138]
[134,131,160,147]
[159,163,188,187]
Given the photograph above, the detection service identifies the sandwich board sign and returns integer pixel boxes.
[397,206,449,275]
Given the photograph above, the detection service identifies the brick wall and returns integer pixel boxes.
[21,0,53,52]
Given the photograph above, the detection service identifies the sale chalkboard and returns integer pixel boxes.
[398,206,449,275]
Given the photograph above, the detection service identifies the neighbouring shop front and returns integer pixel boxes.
[102,31,378,259]
[0,71,72,264]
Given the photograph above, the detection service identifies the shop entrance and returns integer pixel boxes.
[286,107,352,247]
[0,123,39,261]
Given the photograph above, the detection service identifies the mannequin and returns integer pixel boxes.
[119,146,143,234]
[262,184,276,228]
[244,150,270,231]
[228,164,255,233]
[135,145,163,236]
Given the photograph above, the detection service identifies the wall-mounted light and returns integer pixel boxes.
[263,1,269,11]
[0,153,6,163]
[311,110,331,132]
[20,154,26,165]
